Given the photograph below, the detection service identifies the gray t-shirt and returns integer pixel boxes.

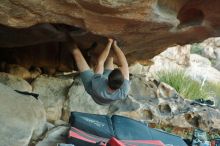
[90,74,130,105]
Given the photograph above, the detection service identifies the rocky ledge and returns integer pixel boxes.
[0,0,220,69]
[0,69,220,146]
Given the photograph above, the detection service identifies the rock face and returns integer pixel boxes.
[32,75,73,122]
[109,75,220,131]
[0,72,32,92]
[0,1,220,70]
[186,54,220,83]
[0,83,46,146]
[199,37,220,71]
[144,41,220,84]
[63,77,109,121]
[148,45,191,74]
[36,125,69,146]
[1,64,220,146]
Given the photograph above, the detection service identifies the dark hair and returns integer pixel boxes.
[108,69,124,90]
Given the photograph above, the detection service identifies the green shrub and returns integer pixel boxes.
[205,82,220,98]
[156,70,209,100]
[191,43,203,54]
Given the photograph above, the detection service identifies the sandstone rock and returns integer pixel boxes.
[5,64,31,79]
[29,67,42,79]
[32,75,73,122]
[35,126,69,146]
[215,48,220,61]
[147,44,220,83]
[3,42,75,72]
[200,37,220,51]
[129,63,144,75]
[213,96,220,111]
[156,82,179,99]
[160,45,191,66]
[109,96,141,115]
[202,46,216,60]
[198,37,220,70]
[214,48,220,70]
[189,54,211,67]
[63,77,109,121]
[186,64,220,84]
[54,120,69,126]
[185,54,220,83]
[214,63,220,72]
[215,38,220,47]
[168,114,193,128]
[129,63,149,75]
[0,72,32,91]
[0,1,220,69]
[129,76,157,100]
[108,74,220,131]
[109,99,155,123]
[200,38,216,59]
[148,45,190,74]
[110,75,183,122]
[0,83,46,146]
[184,106,220,131]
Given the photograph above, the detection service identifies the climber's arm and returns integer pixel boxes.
[113,41,129,80]
[95,39,113,74]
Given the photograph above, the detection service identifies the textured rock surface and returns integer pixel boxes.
[109,75,220,131]
[199,37,220,71]
[145,41,220,84]
[148,45,191,74]
[0,0,220,69]
[129,63,149,75]
[35,125,69,146]
[4,64,31,79]
[1,67,220,146]
[186,54,220,83]
[32,75,73,122]
[31,70,220,131]
[0,83,46,146]
[63,77,109,121]
[200,38,220,58]
[0,72,32,91]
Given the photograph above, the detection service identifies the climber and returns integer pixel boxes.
[70,39,130,105]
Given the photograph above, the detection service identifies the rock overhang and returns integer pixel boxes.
[0,0,220,71]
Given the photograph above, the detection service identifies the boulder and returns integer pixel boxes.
[214,48,220,70]
[109,75,220,131]
[148,45,191,74]
[200,38,217,59]
[214,96,220,111]
[214,37,220,47]
[199,37,220,70]
[183,106,220,131]
[0,72,32,92]
[5,64,31,79]
[63,77,109,121]
[129,63,149,75]
[145,43,220,83]
[0,83,46,146]
[128,76,158,100]
[110,75,180,123]
[185,54,220,83]
[35,125,69,146]
[189,54,211,67]
[32,75,73,122]
[186,66,220,83]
